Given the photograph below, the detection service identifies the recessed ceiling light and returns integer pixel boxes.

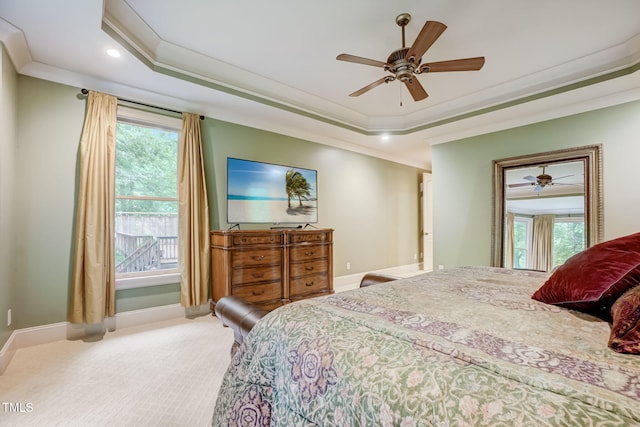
[381,134,390,141]
[106,48,121,58]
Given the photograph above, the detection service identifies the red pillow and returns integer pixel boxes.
[532,232,640,311]
[608,285,640,354]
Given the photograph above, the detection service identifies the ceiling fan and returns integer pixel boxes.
[336,13,485,101]
[508,166,575,193]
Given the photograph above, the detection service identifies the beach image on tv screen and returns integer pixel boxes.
[227,158,318,224]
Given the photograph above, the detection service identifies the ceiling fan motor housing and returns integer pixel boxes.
[387,48,420,82]
[537,173,553,186]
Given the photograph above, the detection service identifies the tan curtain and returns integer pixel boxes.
[532,214,555,272]
[178,113,210,306]
[69,91,117,324]
[505,211,515,268]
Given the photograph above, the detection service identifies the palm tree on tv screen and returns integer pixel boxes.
[285,169,311,208]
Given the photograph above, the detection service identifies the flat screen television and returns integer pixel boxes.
[227,157,318,225]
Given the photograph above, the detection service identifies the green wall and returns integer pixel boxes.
[0,46,18,347]
[2,75,422,343]
[13,76,84,329]
[200,119,423,274]
[432,100,640,268]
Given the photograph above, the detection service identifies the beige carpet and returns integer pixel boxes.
[0,314,234,426]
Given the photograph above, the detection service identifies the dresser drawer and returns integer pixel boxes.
[290,273,330,297]
[232,233,284,246]
[231,249,282,267]
[232,265,281,285]
[290,259,328,277]
[289,244,329,262]
[232,281,283,303]
[287,230,331,244]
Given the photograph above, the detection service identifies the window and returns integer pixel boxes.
[114,107,181,288]
[513,216,533,269]
[511,214,585,270]
[553,216,585,268]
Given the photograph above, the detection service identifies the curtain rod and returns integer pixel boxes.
[80,88,204,120]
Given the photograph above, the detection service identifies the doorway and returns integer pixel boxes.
[422,172,433,271]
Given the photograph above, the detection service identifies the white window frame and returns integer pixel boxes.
[114,106,182,290]
[553,215,584,226]
[513,215,533,269]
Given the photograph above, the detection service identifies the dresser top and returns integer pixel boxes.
[211,228,333,235]
[211,228,333,248]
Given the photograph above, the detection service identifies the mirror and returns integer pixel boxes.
[491,145,603,270]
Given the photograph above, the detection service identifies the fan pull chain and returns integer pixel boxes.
[399,83,403,107]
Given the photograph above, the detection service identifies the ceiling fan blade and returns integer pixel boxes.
[404,78,428,101]
[522,175,537,182]
[336,54,389,68]
[550,174,574,181]
[508,182,535,188]
[404,21,447,63]
[349,76,395,97]
[419,57,485,73]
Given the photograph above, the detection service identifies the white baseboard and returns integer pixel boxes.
[0,302,210,375]
[0,333,16,375]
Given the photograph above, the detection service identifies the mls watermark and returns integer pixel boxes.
[2,402,34,413]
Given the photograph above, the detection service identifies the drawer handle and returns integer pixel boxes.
[305,266,314,271]
[304,251,314,256]
[251,255,265,261]
[251,272,265,278]
[252,289,265,296]
[305,281,314,287]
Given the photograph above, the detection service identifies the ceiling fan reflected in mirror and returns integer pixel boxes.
[336,13,485,102]
[508,165,576,193]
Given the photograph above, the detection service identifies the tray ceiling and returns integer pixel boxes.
[1,0,639,168]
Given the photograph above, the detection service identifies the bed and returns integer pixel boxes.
[211,265,640,426]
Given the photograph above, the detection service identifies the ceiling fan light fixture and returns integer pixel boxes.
[396,66,415,82]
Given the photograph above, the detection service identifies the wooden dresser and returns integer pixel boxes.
[210,228,333,311]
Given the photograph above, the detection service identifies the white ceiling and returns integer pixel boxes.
[1,0,640,169]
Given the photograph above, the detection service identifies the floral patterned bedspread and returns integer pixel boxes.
[212,266,640,426]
